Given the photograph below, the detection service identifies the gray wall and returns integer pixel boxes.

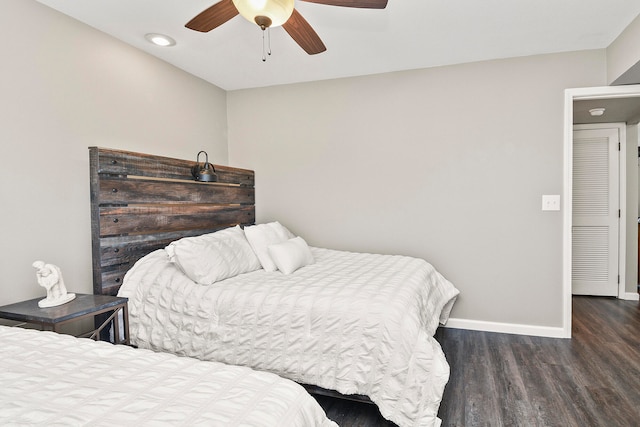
[227,51,606,328]
[3,0,632,332]
[0,0,228,305]
[608,13,640,84]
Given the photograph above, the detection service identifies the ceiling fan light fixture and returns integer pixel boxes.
[232,0,294,28]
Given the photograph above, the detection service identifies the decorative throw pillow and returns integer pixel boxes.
[268,236,315,275]
[243,221,295,272]
[165,225,261,285]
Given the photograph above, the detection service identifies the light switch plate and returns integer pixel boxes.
[542,195,561,211]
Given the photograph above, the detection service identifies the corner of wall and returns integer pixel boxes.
[607,13,640,85]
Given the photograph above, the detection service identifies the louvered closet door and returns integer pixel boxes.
[572,126,619,296]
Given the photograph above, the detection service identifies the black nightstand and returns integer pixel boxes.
[0,293,129,345]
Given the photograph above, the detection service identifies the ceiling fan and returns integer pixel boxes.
[185,0,388,55]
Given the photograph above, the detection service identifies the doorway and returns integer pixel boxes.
[563,85,640,338]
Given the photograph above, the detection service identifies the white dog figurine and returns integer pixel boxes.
[33,261,76,308]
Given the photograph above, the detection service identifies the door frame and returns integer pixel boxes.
[563,85,640,338]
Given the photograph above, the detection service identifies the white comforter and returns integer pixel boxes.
[119,247,460,427]
[0,325,336,427]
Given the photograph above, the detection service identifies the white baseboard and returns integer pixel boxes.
[621,292,640,301]
[445,292,639,337]
[444,318,569,339]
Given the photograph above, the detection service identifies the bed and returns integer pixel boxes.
[89,147,459,427]
[0,325,337,426]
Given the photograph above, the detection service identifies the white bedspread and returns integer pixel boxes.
[119,247,460,427]
[0,325,336,427]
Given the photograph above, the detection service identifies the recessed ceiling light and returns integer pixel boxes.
[589,108,605,117]
[145,33,176,47]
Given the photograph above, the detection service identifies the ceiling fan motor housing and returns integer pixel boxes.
[232,0,294,28]
[255,15,272,29]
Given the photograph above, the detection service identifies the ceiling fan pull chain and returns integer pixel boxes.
[261,26,272,62]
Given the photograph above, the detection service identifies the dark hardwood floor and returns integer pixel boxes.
[315,296,640,426]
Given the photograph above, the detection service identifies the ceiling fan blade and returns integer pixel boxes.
[283,9,327,55]
[301,0,387,9]
[185,0,239,32]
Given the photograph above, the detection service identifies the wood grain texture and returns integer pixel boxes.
[98,177,254,205]
[316,296,640,426]
[99,205,255,236]
[89,147,255,296]
[185,0,239,32]
[94,148,253,185]
[282,9,326,55]
[0,294,127,324]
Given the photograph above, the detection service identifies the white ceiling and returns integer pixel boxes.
[36,0,640,91]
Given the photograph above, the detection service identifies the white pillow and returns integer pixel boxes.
[243,222,295,272]
[267,236,315,275]
[165,225,261,285]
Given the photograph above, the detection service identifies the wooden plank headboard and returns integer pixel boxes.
[89,147,255,296]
